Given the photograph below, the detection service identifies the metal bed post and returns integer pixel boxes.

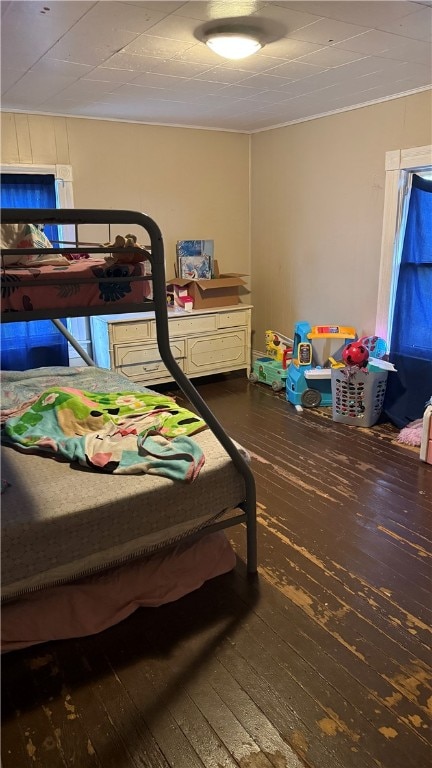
[51,319,96,367]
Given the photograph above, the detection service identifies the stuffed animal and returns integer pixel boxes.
[103,234,148,264]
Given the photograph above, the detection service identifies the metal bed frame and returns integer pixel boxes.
[1,208,257,574]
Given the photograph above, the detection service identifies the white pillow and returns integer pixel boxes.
[1,223,69,266]
[0,223,25,249]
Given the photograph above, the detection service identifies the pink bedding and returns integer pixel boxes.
[1,258,151,314]
[1,532,236,652]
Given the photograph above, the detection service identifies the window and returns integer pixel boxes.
[375,144,432,341]
[1,173,68,369]
[376,145,432,426]
[390,174,432,360]
[1,163,93,366]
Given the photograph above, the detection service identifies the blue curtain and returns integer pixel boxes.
[1,174,69,370]
[384,174,432,426]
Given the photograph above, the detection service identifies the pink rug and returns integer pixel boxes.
[397,419,423,446]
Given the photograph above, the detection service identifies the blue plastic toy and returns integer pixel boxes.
[286,322,357,409]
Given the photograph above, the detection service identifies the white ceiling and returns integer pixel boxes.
[1,0,431,132]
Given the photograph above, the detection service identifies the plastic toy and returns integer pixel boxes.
[250,330,293,392]
[358,335,387,358]
[249,357,288,391]
[286,322,357,409]
[342,341,369,368]
[327,356,345,369]
[265,330,293,363]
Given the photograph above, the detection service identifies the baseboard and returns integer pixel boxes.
[252,349,266,364]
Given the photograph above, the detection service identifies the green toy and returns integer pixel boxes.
[250,357,289,392]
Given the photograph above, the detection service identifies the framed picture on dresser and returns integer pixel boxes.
[178,254,212,280]
[176,240,214,279]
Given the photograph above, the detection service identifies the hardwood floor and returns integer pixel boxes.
[2,375,431,768]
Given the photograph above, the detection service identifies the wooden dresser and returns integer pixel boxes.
[90,305,252,386]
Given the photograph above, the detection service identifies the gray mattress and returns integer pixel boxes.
[1,432,246,601]
[1,366,247,602]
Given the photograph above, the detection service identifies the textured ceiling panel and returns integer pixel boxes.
[1,0,430,131]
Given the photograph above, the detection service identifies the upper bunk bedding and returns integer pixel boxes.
[1,258,152,316]
[1,218,154,319]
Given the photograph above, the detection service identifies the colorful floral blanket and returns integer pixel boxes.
[1,366,155,423]
[2,387,207,482]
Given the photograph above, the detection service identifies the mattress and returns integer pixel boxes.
[1,258,151,314]
[1,431,246,602]
[1,365,249,601]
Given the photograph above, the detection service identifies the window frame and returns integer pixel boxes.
[375,144,432,342]
[0,163,91,364]
[0,162,74,206]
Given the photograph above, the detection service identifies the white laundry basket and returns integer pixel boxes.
[331,365,388,427]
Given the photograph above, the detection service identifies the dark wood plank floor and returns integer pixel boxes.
[2,374,431,768]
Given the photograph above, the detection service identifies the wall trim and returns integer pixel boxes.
[250,85,432,134]
[1,162,74,211]
[1,110,248,134]
[252,349,266,364]
[1,162,73,180]
[2,85,430,135]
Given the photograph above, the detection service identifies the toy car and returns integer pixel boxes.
[286,321,356,408]
[249,357,288,392]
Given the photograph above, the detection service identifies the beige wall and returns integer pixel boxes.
[250,90,431,352]
[2,91,431,356]
[1,113,251,278]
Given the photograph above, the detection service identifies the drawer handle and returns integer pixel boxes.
[141,364,162,372]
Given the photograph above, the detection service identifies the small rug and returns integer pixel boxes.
[397,418,423,446]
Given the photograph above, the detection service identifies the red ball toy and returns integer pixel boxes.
[342,341,369,368]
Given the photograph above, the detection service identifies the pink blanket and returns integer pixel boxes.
[1,532,236,652]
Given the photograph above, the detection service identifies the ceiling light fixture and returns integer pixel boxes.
[205,32,262,60]
[195,16,285,62]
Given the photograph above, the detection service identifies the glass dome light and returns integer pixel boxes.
[205,32,262,59]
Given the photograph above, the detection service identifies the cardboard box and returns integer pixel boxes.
[167,261,248,309]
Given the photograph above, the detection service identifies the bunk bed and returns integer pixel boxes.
[0,208,257,651]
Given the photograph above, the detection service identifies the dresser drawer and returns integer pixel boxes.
[114,340,185,368]
[186,330,246,375]
[149,313,217,339]
[217,310,249,329]
[111,321,151,344]
[117,358,185,384]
